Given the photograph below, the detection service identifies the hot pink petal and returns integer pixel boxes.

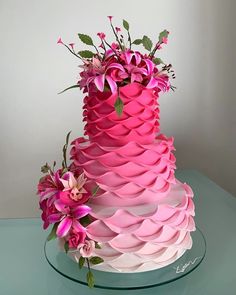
[72,205,91,219]
[94,74,105,92]
[144,59,155,75]
[106,76,117,93]
[124,51,132,64]
[56,217,72,238]
[48,213,62,224]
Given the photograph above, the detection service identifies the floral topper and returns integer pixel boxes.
[58,16,175,116]
[37,132,102,288]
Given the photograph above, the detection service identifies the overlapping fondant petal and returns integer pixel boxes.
[83,83,160,145]
[69,83,196,272]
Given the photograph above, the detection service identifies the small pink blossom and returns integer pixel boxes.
[115,27,121,32]
[79,240,95,258]
[97,32,106,40]
[107,16,113,21]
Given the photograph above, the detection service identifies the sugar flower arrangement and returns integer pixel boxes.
[58,16,175,115]
[37,132,102,288]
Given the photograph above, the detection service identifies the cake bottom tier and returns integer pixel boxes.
[66,180,195,273]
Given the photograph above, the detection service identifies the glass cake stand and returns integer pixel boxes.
[44,227,206,290]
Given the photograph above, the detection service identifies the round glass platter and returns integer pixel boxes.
[44,227,206,290]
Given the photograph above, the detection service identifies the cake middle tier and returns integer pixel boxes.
[83,82,160,146]
[71,134,177,207]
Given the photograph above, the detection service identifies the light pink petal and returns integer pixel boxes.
[107,63,125,72]
[54,199,70,214]
[94,74,105,92]
[48,213,62,224]
[146,76,158,89]
[136,67,148,75]
[56,217,72,238]
[106,76,117,93]
[68,173,77,188]
[73,219,86,232]
[72,205,91,219]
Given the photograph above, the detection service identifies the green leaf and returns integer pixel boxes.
[95,242,101,249]
[78,33,94,46]
[158,29,169,43]
[58,84,80,94]
[153,58,163,65]
[64,241,69,253]
[132,39,143,45]
[41,162,51,174]
[62,131,71,170]
[79,256,85,269]
[123,19,129,31]
[80,215,91,227]
[114,96,124,117]
[142,35,153,51]
[47,223,58,241]
[87,270,95,288]
[90,256,104,265]
[92,185,99,196]
[78,50,94,58]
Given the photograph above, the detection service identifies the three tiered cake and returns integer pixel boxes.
[37,17,195,287]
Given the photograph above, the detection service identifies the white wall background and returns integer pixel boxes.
[0,0,235,218]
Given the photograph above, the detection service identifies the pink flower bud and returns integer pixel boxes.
[115,27,121,32]
[97,32,106,40]
[69,43,75,50]
[162,37,168,44]
[57,37,64,45]
[107,16,113,22]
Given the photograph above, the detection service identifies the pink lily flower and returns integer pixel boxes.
[59,172,90,206]
[49,200,91,238]
[38,170,63,203]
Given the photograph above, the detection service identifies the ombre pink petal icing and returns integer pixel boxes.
[69,84,196,272]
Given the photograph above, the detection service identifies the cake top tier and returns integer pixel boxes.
[57,17,175,128]
[83,83,160,145]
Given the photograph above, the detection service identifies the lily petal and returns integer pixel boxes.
[94,74,105,92]
[107,63,125,72]
[73,219,86,232]
[72,205,91,219]
[106,76,117,93]
[144,59,155,75]
[48,213,62,224]
[56,217,72,238]
[146,76,158,89]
